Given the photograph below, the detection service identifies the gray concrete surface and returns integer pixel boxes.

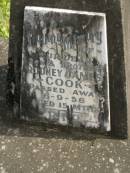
[0,37,130,173]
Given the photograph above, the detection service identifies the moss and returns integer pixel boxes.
[0,0,10,38]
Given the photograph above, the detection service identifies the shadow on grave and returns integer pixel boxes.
[0,64,111,141]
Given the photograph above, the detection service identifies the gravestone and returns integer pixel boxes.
[20,7,110,130]
[8,0,128,138]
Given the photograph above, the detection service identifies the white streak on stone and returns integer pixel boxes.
[25,6,106,17]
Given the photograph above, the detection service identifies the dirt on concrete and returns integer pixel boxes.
[0,38,130,173]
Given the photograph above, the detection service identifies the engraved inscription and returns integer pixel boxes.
[21,7,110,131]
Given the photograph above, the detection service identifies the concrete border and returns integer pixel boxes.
[8,0,128,138]
[121,0,130,138]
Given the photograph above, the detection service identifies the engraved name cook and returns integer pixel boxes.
[21,7,110,130]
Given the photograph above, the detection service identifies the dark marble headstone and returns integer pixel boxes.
[20,7,110,130]
[8,0,128,138]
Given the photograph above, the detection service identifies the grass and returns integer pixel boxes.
[0,0,10,38]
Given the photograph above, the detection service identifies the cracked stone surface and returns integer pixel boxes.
[0,38,130,173]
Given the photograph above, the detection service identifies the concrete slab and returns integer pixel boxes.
[8,0,128,138]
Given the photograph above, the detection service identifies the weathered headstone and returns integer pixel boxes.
[8,0,128,138]
[20,7,110,130]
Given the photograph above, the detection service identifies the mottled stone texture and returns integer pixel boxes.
[8,0,127,138]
